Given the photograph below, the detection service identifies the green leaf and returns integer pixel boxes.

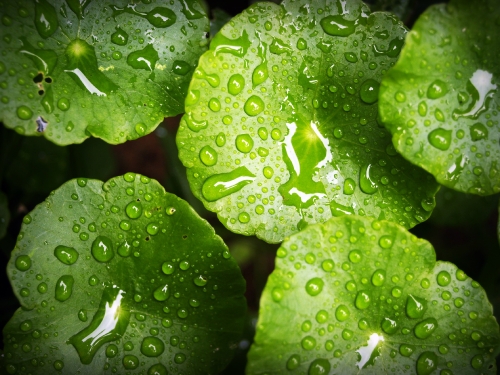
[0,191,9,239]
[0,0,209,145]
[176,0,439,244]
[3,173,246,374]
[379,0,500,195]
[247,215,500,374]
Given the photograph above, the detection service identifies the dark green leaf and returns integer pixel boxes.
[379,0,500,195]
[4,173,246,374]
[0,0,209,145]
[177,0,438,244]
[247,215,500,374]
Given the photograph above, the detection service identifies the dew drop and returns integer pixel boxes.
[91,236,114,262]
[200,145,218,166]
[416,351,437,375]
[286,354,300,370]
[359,163,378,194]
[381,317,398,335]
[244,95,265,116]
[428,128,452,151]
[301,335,316,350]
[359,79,380,104]
[201,167,255,202]
[305,277,324,296]
[35,0,59,38]
[355,291,371,310]
[54,245,79,265]
[16,105,33,120]
[335,305,350,322]
[437,270,451,286]
[111,27,128,45]
[123,355,139,369]
[15,255,31,271]
[55,275,74,302]
[371,269,386,286]
[414,318,438,339]
[427,80,448,99]
[141,336,165,357]
[236,134,254,153]
[308,358,331,375]
[406,294,427,319]
[228,74,245,95]
[320,15,356,37]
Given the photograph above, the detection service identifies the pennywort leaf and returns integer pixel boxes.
[247,215,500,374]
[4,173,246,374]
[0,0,209,145]
[379,0,500,195]
[176,0,438,244]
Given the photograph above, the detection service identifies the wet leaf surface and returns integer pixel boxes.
[0,0,209,145]
[177,0,438,244]
[247,215,500,374]
[379,0,500,195]
[4,173,246,374]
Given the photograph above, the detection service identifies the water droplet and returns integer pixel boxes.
[335,305,350,322]
[416,351,437,375]
[414,318,438,339]
[359,79,380,104]
[321,259,334,271]
[184,112,208,132]
[349,250,362,263]
[216,132,226,147]
[37,282,48,293]
[53,360,64,370]
[378,236,393,249]
[106,344,118,358]
[297,37,307,50]
[141,336,165,357]
[320,15,356,37]
[305,277,324,296]
[437,270,451,286]
[427,80,448,99]
[146,222,160,235]
[15,255,31,271]
[208,97,221,112]
[153,284,170,301]
[316,310,328,323]
[301,335,316,350]
[161,262,174,275]
[236,134,254,153]
[17,105,33,120]
[172,60,191,75]
[54,245,79,265]
[286,354,300,370]
[371,269,386,286]
[381,317,398,334]
[406,294,427,319]
[470,122,488,141]
[428,128,452,151]
[200,145,218,166]
[55,275,74,302]
[201,167,255,202]
[127,44,159,73]
[359,163,378,194]
[399,344,415,357]
[111,27,128,45]
[91,236,114,263]
[174,352,186,364]
[228,74,245,95]
[308,359,331,375]
[355,291,371,309]
[252,63,268,87]
[147,7,176,28]
[344,52,358,63]
[244,95,265,116]
[35,0,59,38]
[69,288,129,364]
[123,355,139,369]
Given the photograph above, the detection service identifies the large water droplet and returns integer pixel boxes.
[127,44,159,73]
[54,245,79,265]
[146,7,176,28]
[126,201,143,219]
[35,0,59,38]
[201,167,255,202]
[111,27,128,45]
[305,277,324,296]
[381,317,398,335]
[371,269,386,286]
[359,164,378,194]
[244,95,265,116]
[200,145,218,166]
[436,270,451,286]
[55,275,74,302]
[335,305,350,322]
[153,284,170,301]
[15,255,31,271]
[308,359,331,375]
[355,291,371,310]
[236,134,254,153]
[320,15,356,37]
[470,122,488,141]
[141,336,165,357]
[427,80,448,99]
[286,354,300,370]
[416,351,437,375]
[91,236,114,263]
[227,74,245,95]
[428,128,451,151]
[406,294,427,319]
[414,318,438,339]
[360,79,380,104]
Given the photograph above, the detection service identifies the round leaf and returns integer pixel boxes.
[4,173,246,374]
[379,0,500,195]
[176,0,438,244]
[247,215,500,374]
[0,0,209,145]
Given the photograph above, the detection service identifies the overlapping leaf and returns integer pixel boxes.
[379,0,500,195]
[4,173,246,374]
[176,0,438,244]
[0,0,208,145]
[247,215,500,374]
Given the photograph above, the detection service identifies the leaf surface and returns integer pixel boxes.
[4,173,246,374]
[247,215,500,374]
[0,0,208,145]
[379,0,500,195]
[176,0,438,244]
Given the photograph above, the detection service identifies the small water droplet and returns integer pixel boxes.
[236,134,254,153]
[359,163,378,194]
[55,275,74,302]
[35,0,59,38]
[146,7,176,28]
[17,105,33,120]
[200,145,218,166]
[359,79,379,104]
[15,255,31,271]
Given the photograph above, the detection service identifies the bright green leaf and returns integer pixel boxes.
[247,215,500,374]
[176,0,438,244]
[0,191,9,239]
[4,173,246,374]
[0,0,209,145]
[379,0,500,195]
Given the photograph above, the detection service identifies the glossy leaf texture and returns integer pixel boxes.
[247,215,500,374]
[0,191,9,239]
[0,0,209,145]
[379,0,500,195]
[4,173,246,374]
[176,0,439,244]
